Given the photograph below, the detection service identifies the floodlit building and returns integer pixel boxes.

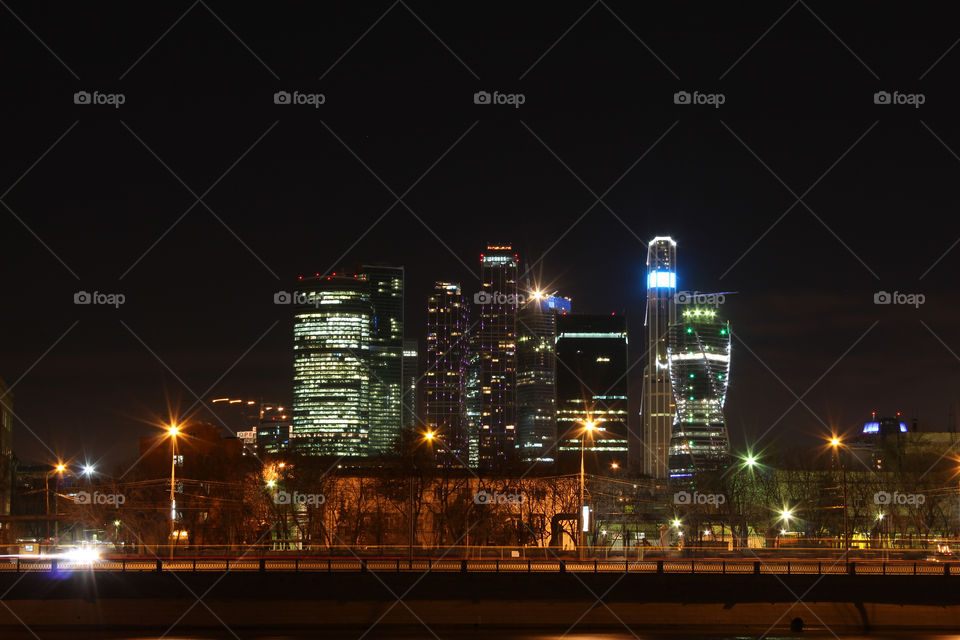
[402,339,419,430]
[477,245,520,471]
[556,314,630,473]
[667,307,732,482]
[292,273,372,456]
[642,236,677,479]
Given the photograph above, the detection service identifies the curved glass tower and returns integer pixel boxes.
[667,307,731,481]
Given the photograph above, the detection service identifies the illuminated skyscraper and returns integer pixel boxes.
[556,314,629,473]
[517,294,570,465]
[425,282,470,465]
[477,245,519,471]
[361,265,405,455]
[668,307,731,481]
[292,273,372,456]
[642,236,677,478]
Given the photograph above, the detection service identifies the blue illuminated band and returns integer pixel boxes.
[647,270,676,289]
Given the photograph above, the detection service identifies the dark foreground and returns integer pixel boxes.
[2,571,959,634]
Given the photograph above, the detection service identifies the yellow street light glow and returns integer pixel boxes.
[780,508,793,521]
[168,424,180,437]
[744,455,757,466]
[672,519,681,528]
[424,431,435,441]
[55,464,66,473]
[830,437,841,447]
[610,462,619,470]
[583,420,597,432]
[266,480,276,488]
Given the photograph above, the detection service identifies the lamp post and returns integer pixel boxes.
[830,437,849,556]
[45,463,66,547]
[168,424,179,558]
[579,420,597,559]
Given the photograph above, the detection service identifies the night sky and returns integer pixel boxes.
[2,2,959,469]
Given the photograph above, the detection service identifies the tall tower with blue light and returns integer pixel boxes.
[642,236,677,478]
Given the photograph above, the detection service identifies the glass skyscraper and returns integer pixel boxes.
[361,265,405,456]
[642,236,677,478]
[425,282,470,466]
[555,314,629,473]
[517,294,570,465]
[292,274,372,456]
[668,307,731,481]
[477,245,519,471]
[402,339,418,430]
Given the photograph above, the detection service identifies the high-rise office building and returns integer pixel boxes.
[668,307,731,482]
[464,350,481,468]
[402,339,419,430]
[477,245,520,471]
[0,378,12,517]
[361,265,404,455]
[642,236,677,479]
[556,314,630,473]
[425,282,470,465]
[517,294,570,465]
[292,273,372,456]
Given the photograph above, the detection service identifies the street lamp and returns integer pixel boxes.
[579,420,597,558]
[830,436,849,555]
[45,463,66,546]
[167,423,180,558]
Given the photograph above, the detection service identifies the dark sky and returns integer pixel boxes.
[2,2,959,469]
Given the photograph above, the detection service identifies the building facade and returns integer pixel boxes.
[292,274,372,456]
[402,339,419,430]
[517,294,570,466]
[477,245,520,471]
[667,307,731,482]
[642,236,677,479]
[555,314,630,473]
[361,265,405,456]
[424,282,470,466]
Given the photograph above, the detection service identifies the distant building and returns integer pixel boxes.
[361,265,405,456]
[211,397,288,455]
[292,273,372,456]
[257,420,291,454]
[556,314,630,473]
[642,236,677,478]
[477,245,520,471]
[425,282,470,466]
[667,307,731,482]
[402,339,419,431]
[0,378,12,518]
[517,294,570,466]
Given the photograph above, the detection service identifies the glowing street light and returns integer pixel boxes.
[579,420,598,558]
[424,431,435,442]
[82,464,95,476]
[167,423,180,558]
[829,434,849,554]
[672,518,682,528]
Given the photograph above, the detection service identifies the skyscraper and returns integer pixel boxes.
[361,265,405,455]
[425,282,470,465]
[642,236,677,478]
[477,245,520,471]
[668,307,731,481]
[517,294,570,466]
[555,314,629,473]
[292,273,372,456]
[402,339,419,430]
